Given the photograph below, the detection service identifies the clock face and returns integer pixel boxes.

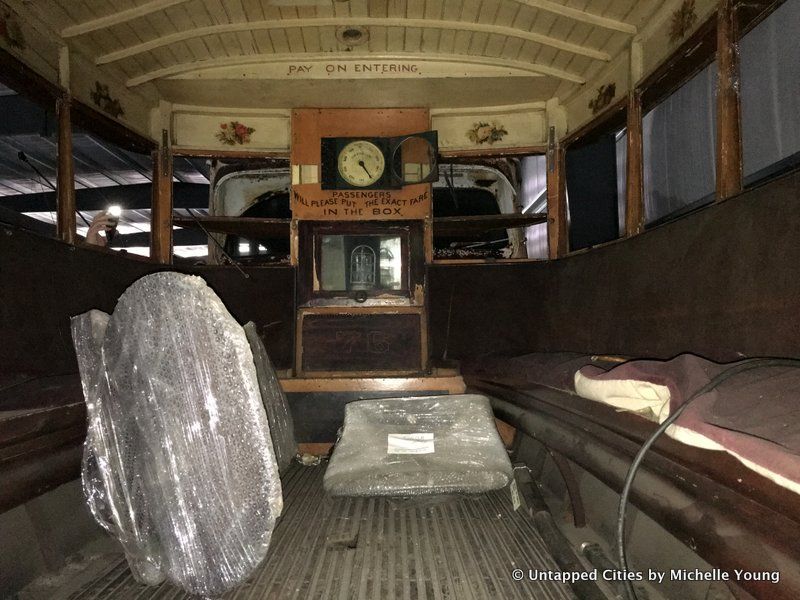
[337,140,386,187]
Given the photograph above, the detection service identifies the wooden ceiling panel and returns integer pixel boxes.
[425,0,444,19]
[300,25,321,53]
[472,32,493,55]
[459,0,483,23]
[602,0,636,24]
[494,2,522,27]
[143,16,192,67]
[240,0,265,22]
[406,0,426,19]
[283,27,307,53]
[38,0,651,110]
[368,26,387,52]
[369,0,390,18]
[404,26,422,52]
[420,27,441,53]
[451,30,473,55]
[437,29,456,53]
[268,29,291,54]
[224,2,261,55]
[386,27,405,52]
[440,0,462,20]
[483,32,508,57]
[535,45,559,68]
[478,0,503,24]
[349,0,372,18]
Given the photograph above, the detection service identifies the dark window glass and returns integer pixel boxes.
[740,0,800,185]
[643,61,718,225]
[566,132,620,250]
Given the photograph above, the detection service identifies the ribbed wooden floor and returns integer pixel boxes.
[67,464,575,600]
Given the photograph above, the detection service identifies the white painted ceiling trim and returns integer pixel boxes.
[127,51,586,87]
[515,0,637,34]
[61,0,193,38]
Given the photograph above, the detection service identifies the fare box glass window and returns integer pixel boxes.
[319,234,403,292]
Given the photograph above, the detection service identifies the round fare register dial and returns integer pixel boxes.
[337,140,386,187]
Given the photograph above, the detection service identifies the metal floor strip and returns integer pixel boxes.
[66,464,576,600]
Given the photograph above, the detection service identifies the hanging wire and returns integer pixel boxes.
[185,208,249,279]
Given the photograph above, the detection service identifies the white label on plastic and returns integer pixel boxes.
[387,432,435,454]
[510,479,521,511]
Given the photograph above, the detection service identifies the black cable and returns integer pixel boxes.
[185,208,249,279]
[445,163,459,212]
[17,151,92,227]
[616,357,800,600]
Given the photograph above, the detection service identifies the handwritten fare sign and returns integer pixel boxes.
[287,62,421,77]
[291,186,431,220]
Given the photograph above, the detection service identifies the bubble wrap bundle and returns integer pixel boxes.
[323,394,513,497]
[71,272,282,597]
[243,321,297,473]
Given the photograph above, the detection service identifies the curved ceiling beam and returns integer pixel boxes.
[125,52,586,87]
[97,17,611,66]
[513,0,637,34]
[61,0,192,38]
[59,0,635,40]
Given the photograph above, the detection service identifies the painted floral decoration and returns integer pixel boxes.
[467,121,508,145]
[669,0,697,44]
[90,82,124,119]
[216,121,255,145]
[589,83,616,114]
[0,3,25,50]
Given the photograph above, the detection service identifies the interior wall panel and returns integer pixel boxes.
[428,170,800,362]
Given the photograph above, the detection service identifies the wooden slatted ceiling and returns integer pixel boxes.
[29,0,650,107]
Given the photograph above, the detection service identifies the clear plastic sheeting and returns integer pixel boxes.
[71,309,115,535]
[243,321,297,473]
[324,394,513,497]
[71,272,282,598]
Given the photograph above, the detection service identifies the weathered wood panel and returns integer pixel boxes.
[300,311,422,373]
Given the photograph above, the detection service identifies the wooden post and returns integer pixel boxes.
[151,129,173,263]
[55,95,76,244]
[716,0,743,201]
[625,89,645,236]
[546,127,568,259]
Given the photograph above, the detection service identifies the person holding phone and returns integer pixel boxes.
[86,206,121,247]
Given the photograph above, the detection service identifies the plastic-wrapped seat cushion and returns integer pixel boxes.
[323,394,513,497]
[71,272,282,597]
[243,321,297,473]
